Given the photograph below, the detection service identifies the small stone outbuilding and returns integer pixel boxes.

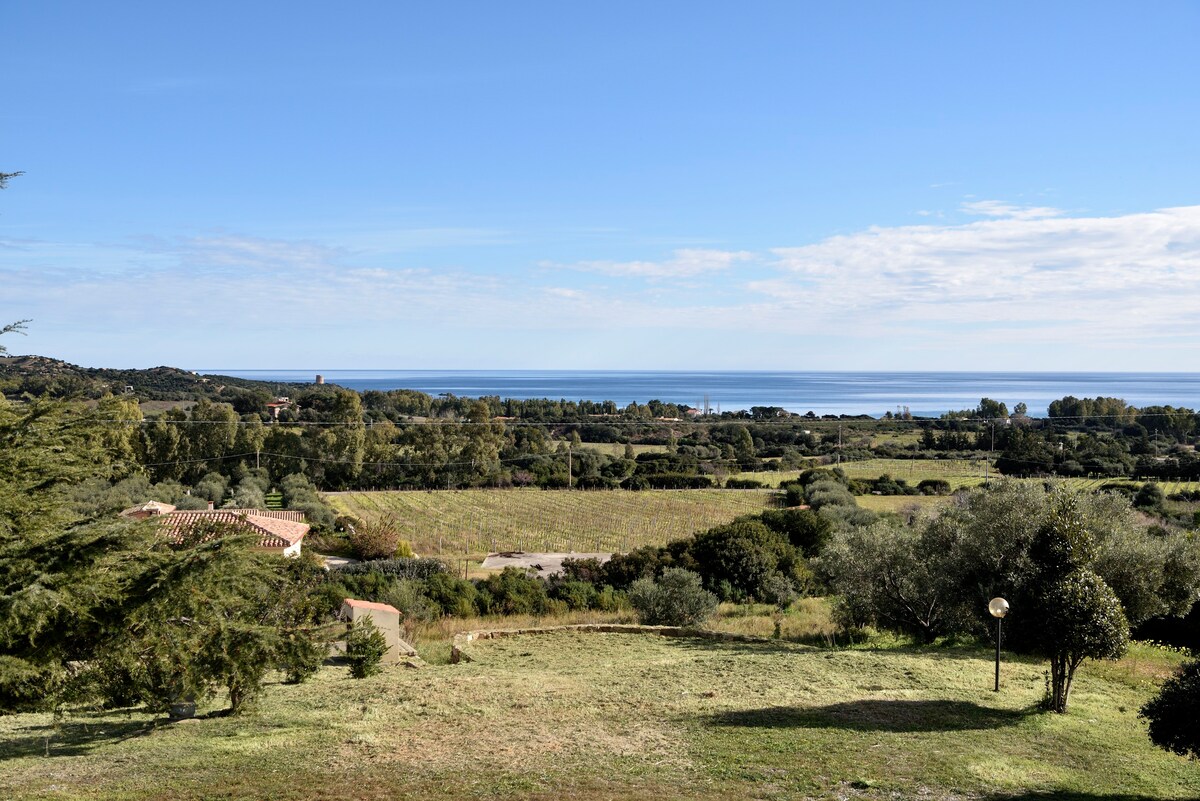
[339,598,418,664]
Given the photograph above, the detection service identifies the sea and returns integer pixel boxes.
[203,370,1200,418]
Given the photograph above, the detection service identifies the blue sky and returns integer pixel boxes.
[3,2,1200,370]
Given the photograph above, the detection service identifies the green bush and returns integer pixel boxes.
[725,478,765,489]
[601,545,673,590]
[380,579,440,623]
[334,557,450,581]
[628,568,717,626]
[560,557,607,584]
[1141,658,1200,759]
[1134,482,1165,510]
[916,479,952,495]
[758,508,832,557]
[424,572,479,617]
[476,568,549,615]
[277,630,327,685]
[345,618,388,679]
[806,480,857,510]
[550,579,599,610]
[687,519,804,601]
[594,585,624,612]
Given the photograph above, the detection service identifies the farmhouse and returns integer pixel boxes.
[122,504,310,557]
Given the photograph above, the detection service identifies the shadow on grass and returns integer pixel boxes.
[707,699,1037,733]
[980,794,1174,801]
[0,717,157,760]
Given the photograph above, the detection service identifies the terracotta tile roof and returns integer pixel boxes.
[342,599,401,614]
[157,510,309,549]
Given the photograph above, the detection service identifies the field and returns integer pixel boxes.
[732,458,991,490]
[854,494,952,514]
[555,441,669,457]
[2,630,1196,800]
[327,489,777,556]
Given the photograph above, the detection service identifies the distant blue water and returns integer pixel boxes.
[202,370,1200,418]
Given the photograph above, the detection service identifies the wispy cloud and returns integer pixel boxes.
[960,200,1064,220]
[6,204,1200,368]
[559,248,755,279]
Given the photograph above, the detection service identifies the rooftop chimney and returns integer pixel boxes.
[207,500,215,511]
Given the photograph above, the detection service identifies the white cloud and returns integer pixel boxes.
[7,204,1200,368]
[561,248,755,279]
[960,199,1064,220]
[762,204,1200,345]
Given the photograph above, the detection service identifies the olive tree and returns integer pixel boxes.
[822,521,951,642]
[628,568,717,626]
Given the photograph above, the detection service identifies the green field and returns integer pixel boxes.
[553,441,669,457]
[327,489,777,556]
[732,458,991,490]
[3,631,1196,800]
[855,493,952,513]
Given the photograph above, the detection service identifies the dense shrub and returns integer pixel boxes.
[334,557,450,581]
[798,468,848,487]
[758,508,832,557]
[688,519,807,602]
[560,557,607,585]
[725,478,765,489]
[345,618,388,679]
[277,630,327,685]
[601,545,675,590]
[476,568,549,615]
[805,480,857,510]
[1134,482,1165,510]
[917,479,952,495]
[1141,659,1200,759]
[781,482,807,507]
[628,568,717,626]
[550,580,599,610]
[380,579,441,623]
[424,572,481,617]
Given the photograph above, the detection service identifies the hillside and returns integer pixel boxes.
[0,354,324,402]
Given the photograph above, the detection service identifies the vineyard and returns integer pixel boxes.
[326,488,778,557]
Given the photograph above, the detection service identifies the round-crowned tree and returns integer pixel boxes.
[1141,659,1200,759]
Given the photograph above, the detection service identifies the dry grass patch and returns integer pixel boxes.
[327,488,777,556]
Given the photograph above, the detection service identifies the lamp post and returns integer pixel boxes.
[989,597,1009,692]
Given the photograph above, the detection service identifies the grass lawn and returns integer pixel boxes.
[3,631,1197,801]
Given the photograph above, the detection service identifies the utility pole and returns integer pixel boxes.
[567,443,572,489]
[837,424,842,466]
[985,423,994,485]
